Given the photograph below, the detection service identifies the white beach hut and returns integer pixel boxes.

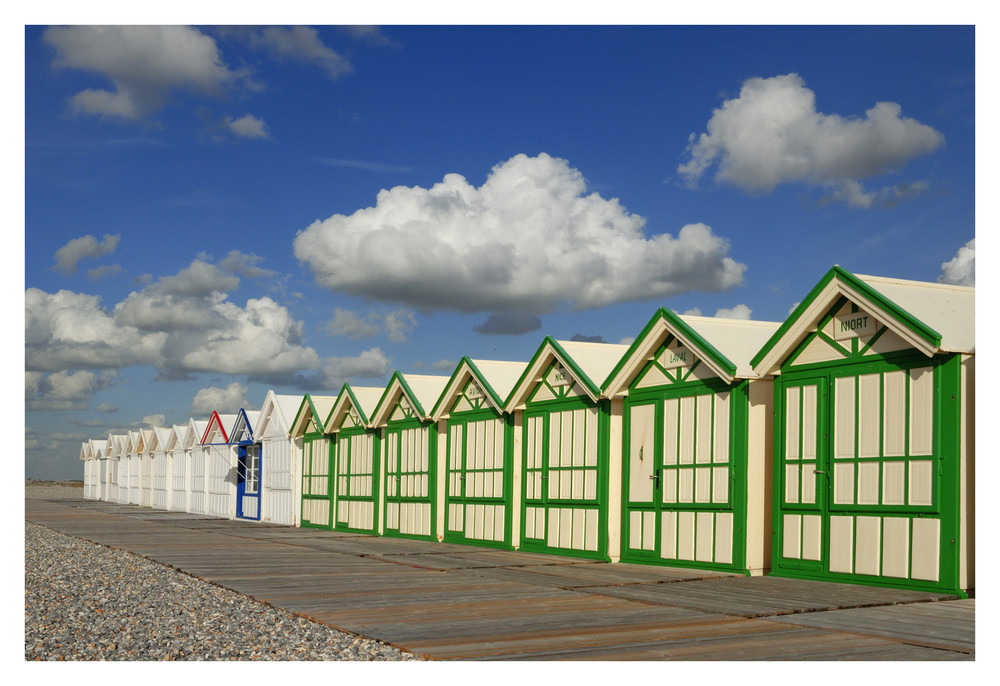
[150,427,173,510]
[255,391,303,526]
[168,424,191,512]
[203,412,237,519]
[187,418,210,514]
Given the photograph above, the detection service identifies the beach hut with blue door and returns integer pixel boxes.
[255,390,304,526]
[324,384,385,534]
[430,358,527,549]
[291,394,338,529]
[230,409,262,521]
[751,266,975,595]
[602,309,780,573]
[370,373,450,541]
[203,412,237,519]
[504,338,630,560]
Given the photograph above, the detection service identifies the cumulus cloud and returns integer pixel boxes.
[473,313,543,336]
[240,26,353,80]
[87,264,123,280]
[27,257,323,384]
[326,307,417,342]
[226,114,270,139]
[295,153,745,314]
[320,348,391,389]
[44,26,249,121]
[713,304,753,320]
[25,369,116,411]
[679,74,943,207]
[217,250,278,279]
[52,233,120,274]
[939,239,974,286]
[192,382,249,414]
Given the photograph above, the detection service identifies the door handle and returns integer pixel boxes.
[649,469,661,487]
[813,470,826,475]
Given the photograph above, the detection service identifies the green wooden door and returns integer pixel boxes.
[444,414,511,547]
[383,421,435,540]
[334,428,378,534]
[300,434,333,529]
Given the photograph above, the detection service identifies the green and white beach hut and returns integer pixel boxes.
[369,373,450,541]
[430,358,527,549]
[255,391,304,526]
[291,394,338,530]
[602,309,780,573]
[504,338,630,560]
[751,266,975,595]
[323,384,385,534]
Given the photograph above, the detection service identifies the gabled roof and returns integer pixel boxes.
[125,430,142,455]
[185,419,208,449]
[505,337,630,410]
[105,433,126,459]
[169,425,190,451]
[324,384,386,432]
[229,409,261,444]
[430,357,527,421]
[370,372,450,427]
[139,428,155,456]
[201,412,236,444]
[751,266,975,375]
[149,427,173,453]
[603,308,781,395]
[90,439,108,459]
[79,441,92,461]
[289,394,338,438]
[256,390,301,439]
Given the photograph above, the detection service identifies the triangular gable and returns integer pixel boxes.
[370,372,449,427]
[91,439,107,459]
[289,394,338,438]
[229,409,260,444]
[201,412,235,444]
[186,419,208,449]
[603,308,781,395]
[752,266,975,376]
[256,391,300,440]
[151,427,173,453]
[169,425,189,452]
[505,337,630,411]
[325,384,386,432]
[79,442,92,461]
[138,429,154,456]
[430,357,526,421]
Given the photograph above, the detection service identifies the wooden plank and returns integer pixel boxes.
[25,496,974,661]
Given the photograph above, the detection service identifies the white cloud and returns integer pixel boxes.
[321,348,391,389]
[141,414,167,428]
[27,257,323,383]
[325,307,417,342]
[226,114,270,139]
[431,359,456,370]
[713,304,753,320]
[939,239,975,287]
[25,369,116,411]
[242,26,353,80]
[678,74,943,206]
[44,26,248,120]
[53,233,120,274]
[217,250,277,279]
[295,153,745,314]
[192,382,249,415]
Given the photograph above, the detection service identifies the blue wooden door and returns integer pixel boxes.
[236,442,262,520]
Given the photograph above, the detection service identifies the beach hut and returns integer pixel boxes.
[103,434,125,502]
[80,441,97,499]
[229,409,262,521]
[168,424,191,512]
[750,266,975,595]
[603,309,780,573]
[504,338,630,560]
[125,430,143,505]
[150,427,173,510]
[430,358,527,549]
[290,394,338,529]
[138,428,155,507]
[186,418,210,514]
[203,412,237,519]
[323,384,385,534]
[255,391,303,526]
[369,373,450,541]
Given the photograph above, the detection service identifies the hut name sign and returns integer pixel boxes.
[660,346,694,369]
[833,311,877,340]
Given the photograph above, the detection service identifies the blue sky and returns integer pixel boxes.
[22,21,977,479]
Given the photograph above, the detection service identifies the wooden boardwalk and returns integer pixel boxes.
[26,496,975,661]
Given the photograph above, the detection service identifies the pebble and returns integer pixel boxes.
[25,484,423,661]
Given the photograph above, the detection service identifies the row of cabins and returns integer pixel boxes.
[80,267,975,596]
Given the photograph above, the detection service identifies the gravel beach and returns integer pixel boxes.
[25,484,422,661]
